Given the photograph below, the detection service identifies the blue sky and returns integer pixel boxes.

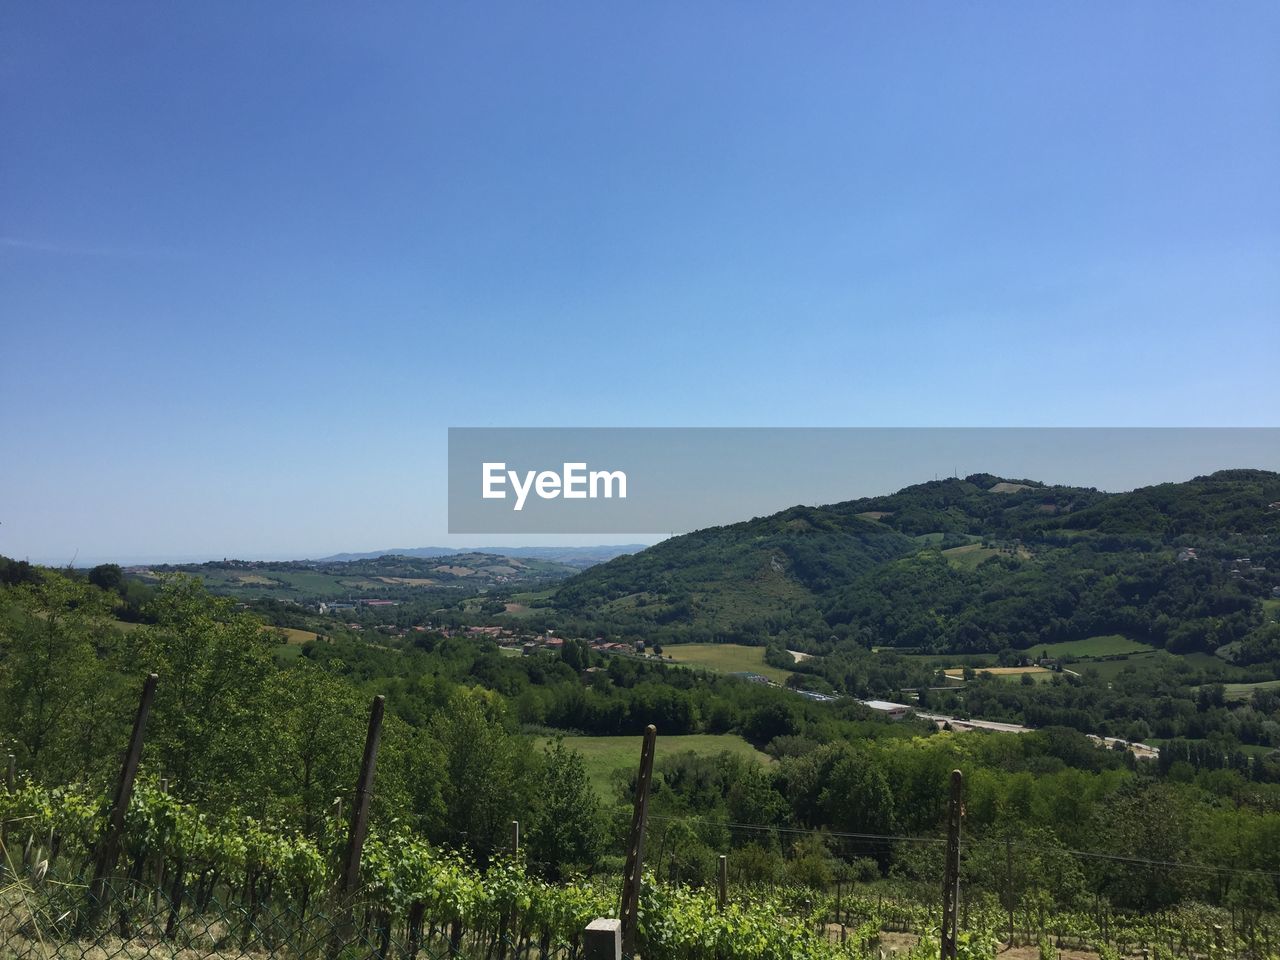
[2,3,1278,562]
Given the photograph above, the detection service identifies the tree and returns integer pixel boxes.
[427,687,527,863]
[127,576,277,810]
[0,572,121,782]
[268,663,366,834]
[87,563,125,595]
[527,739,603,878]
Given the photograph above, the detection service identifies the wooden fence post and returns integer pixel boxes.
[717,854,727,913]
[1005,838,1015,946]
[1,753,14,871]
[330,694,385,955]
[90,673,158,909]
[619,724,657,956]
[940,769,963,960]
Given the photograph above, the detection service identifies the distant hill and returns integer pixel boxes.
[316,545,646,569]
[550,471,1280,665]
[131,551,581,602]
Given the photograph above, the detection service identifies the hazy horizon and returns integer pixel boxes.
[19,454,1280,567]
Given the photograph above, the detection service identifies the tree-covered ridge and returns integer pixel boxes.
[552,505,916,637]
[134,551,580,602]
[549,471,1280,665]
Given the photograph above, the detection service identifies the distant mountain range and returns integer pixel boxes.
[315,545,648,569]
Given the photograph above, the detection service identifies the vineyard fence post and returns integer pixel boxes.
[89,672,158,911]
[941,768,963,960]
[331,694,385,955]
[717,854,727,913]
[1006,837,1014,946]
[2,753,14,864]
[619,723,657,956]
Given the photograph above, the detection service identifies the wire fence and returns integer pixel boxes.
[1,868,583,960]
[5,823,1280,960]
[643,815,1280,959]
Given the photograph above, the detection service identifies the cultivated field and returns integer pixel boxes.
[664,643,793,682]
[1018,635,1154,658]
[535,732,770,797]
[941,541,1031,569]
[944,666,1052,682]
[270,626,321,644]
[1222,679,1280,702]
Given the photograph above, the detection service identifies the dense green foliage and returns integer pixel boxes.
[5,471,1280,956]
[547,471,1280,666]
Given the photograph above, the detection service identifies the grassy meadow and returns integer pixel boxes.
[534,732,771,798]
[1018,635,1155,659]
[664,643,792,683]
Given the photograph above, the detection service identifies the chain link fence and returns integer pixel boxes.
[1,869,581,960]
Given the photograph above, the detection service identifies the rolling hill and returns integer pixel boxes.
[130,551,581,602]
[550,470,1280,666]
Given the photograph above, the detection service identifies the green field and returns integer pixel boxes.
[941,543,1002,570]
[1149,737,1279,758]
[664,643,792,683]
[1221,679,1280,702]
[1067,652,1161,680]
[1019,635,1155,659]
[534,733,771,798]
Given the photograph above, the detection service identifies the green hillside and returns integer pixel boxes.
[552,504,917,642]
[551,471,1280,668]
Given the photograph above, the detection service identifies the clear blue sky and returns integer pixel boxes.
[2,3,1278,562]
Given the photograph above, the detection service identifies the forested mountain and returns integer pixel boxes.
[551,470,1280,665]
